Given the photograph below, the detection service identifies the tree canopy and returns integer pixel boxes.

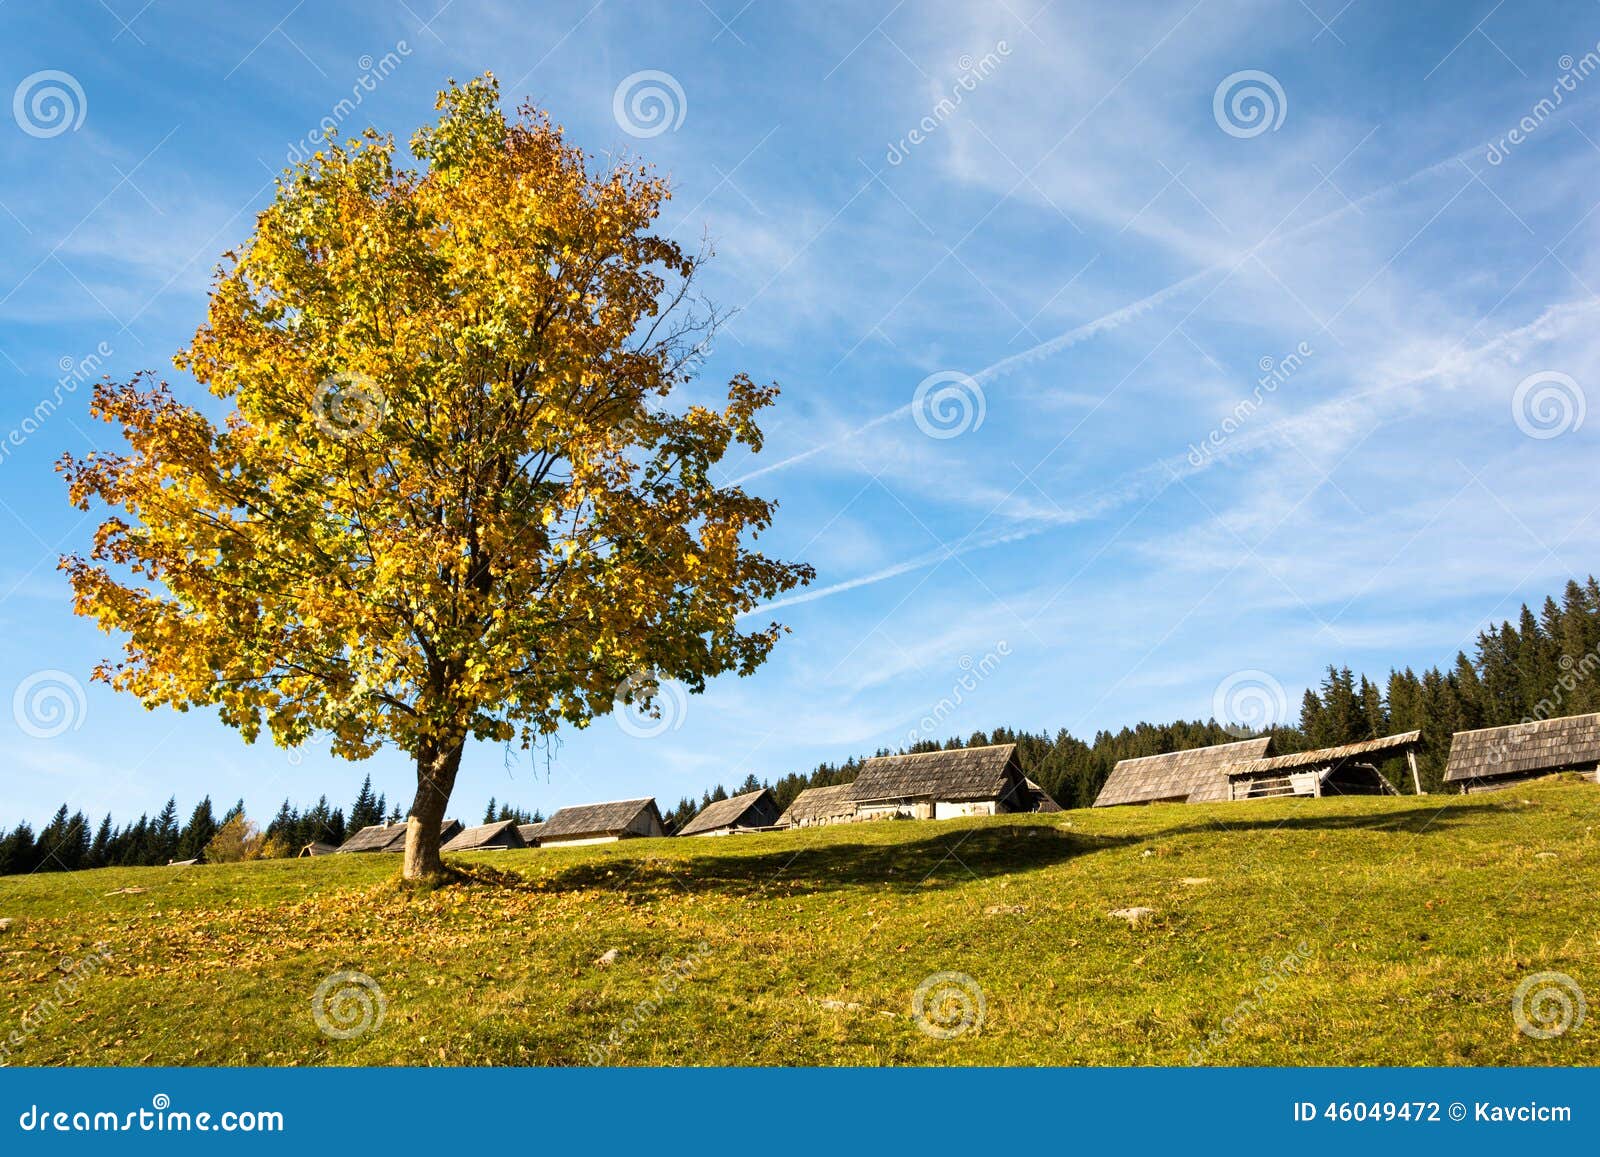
[60,74,812,877]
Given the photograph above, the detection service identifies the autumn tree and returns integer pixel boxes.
[60,75,812,879]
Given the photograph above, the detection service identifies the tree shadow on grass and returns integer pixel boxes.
[528,823,1131,901]
[1153,802,1479,841]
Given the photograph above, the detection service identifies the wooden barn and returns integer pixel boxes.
[1444,712,1600,793]
[516,822,545,846]
[297,841,339,857]
[1223,731,1421,800]
[775,783,859,829]
[442,819,527,853]
[336,818,463,853]
[1092,736,1274,807]
[848,743,1032,820]
[678,788,781,837]
[537,798,666,847]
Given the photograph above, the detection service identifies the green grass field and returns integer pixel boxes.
[2,776,1596,1066]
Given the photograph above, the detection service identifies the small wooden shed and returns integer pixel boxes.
[442,819,528,853]
[1021,777,1063,812]
[516,822,546,846]
[1444,712,1600,793]
[677,788,781,837]
[775,783,859,829]
[297,841,339,857]
[1223,731,1422,800]
[537,798,666,847]
[849,744,1031,820]
[1093,737,1273,807]
[336,818,463,853]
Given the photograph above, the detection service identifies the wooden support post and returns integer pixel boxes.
[1406,749,1424,795]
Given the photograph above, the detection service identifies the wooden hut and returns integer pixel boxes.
[516,822,546,847]
[336,818,462,853]
[297,841,339,857]
[1021,778,1063,812]
[537,798,666,847]
[849,743,1031,820]
[775,783,858,829]
[678,788,781,837]
[1223,731,1421,800]
[338,822,403,853]
[1093,737,1273,807]
[1444,712,1600,793]
[442,819,527,853]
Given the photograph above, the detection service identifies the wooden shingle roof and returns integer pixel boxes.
[540,798,661,840]
[776,783,857,826]
[442,819,527,852]
[677,788,779,836]
[849,744,1022,803]
[336,819,461,853]
[517,822,546,846]
[1093,737,1273,807]
[1225,731,1422,778]
[338,823,401,853]
[1444,712,1600,783]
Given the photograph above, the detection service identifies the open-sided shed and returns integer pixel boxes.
[677,788,781,837]
[442,819,527,853]
[1444,712,1600,793]
[1093,737,1273,807]
[337,818,462,853]
[538,798,666,846]
[775,783,859,828]
[1223,731,1422,800]
[849,744,1031,820]
[1021,777,1062,812]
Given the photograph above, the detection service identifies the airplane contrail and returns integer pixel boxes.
[731,103,1598,488]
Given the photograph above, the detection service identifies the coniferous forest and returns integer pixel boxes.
[6,576,1599,876]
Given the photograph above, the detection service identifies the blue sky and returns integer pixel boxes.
[3,0,1598,829]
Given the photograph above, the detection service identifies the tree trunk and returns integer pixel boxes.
[402,735,465,880]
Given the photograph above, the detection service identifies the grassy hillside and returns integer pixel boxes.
[2,777,1596,1066]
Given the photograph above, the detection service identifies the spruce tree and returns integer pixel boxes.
[177,797,218,860]
[151,798,181,863]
